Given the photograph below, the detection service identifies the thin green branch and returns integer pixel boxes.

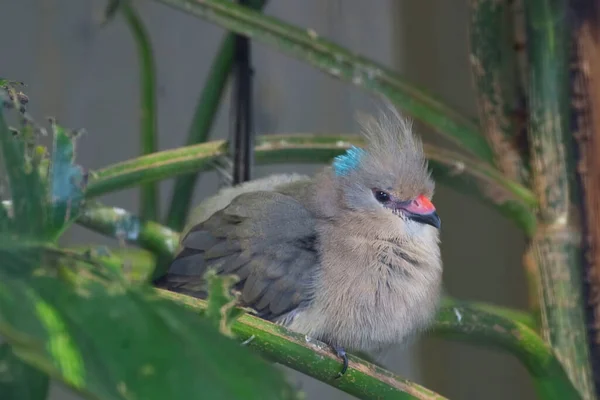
[85,134,536,234]
[157,289,576,400]
[165,0,268,231]
[433,304,580,400]
[524,1,595,398]
[440,297,535,330]
[78,203,178,263]
[149,0,495,163]
[160,290,446,400]
[121,1,159,221]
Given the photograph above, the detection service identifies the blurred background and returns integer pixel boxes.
[2,0,533,399]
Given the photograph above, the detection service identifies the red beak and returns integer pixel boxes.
[399,195,441,229]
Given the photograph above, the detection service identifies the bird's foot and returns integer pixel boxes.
[331,345,348,378]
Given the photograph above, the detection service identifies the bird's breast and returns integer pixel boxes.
[286,237,442,352]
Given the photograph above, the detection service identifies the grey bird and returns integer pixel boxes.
[156,105,443,376]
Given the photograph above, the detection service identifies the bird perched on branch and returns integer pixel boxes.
[156,104,443,376]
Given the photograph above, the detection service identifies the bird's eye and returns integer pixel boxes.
[373,189,390,203]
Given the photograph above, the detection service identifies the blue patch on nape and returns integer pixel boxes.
[333,146,366,176]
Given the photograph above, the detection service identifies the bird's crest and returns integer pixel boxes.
[332,101,434,198]
[333,146,366,176]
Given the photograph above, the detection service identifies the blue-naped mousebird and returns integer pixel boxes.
[156,104,442,377]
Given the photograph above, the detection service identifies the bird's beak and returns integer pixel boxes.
[406,211,441,229]
[397,194,441,229]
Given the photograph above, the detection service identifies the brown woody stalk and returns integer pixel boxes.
[524,0,595,398]
[569,1,600,396]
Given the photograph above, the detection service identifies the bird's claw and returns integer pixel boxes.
[331,345,348,378]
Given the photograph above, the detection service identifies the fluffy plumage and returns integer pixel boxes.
[156,104,443,371]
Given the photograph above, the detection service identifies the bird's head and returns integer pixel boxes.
[325,104,440,240]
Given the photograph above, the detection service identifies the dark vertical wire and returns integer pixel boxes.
[231,0,254,184]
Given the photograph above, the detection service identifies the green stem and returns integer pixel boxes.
[85,134,536,234]
[162,290,448,400]
[158,290,577,400]
[121,1,159,221]
[149,0,495,163]
[468,0,542,328]
[78,203,179,265]
[440,297,535,330]
[433,304,580,400]
[524,1,595,398]
[468,0,530,183]
[165,0,268,231]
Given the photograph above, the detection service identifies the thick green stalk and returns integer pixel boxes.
[468,0,530,183]
[165,0,267,231]
[158,290,577,400]
[122,1,159,221]
[85,135,536,234]
[148,0,494,163]
[524,1,595,398]
[468,0,542,328]
[161,290,447,400]
[568,1,600,394]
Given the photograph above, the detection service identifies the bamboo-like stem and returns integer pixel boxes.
[468,0,529,185]
[165,0,267,231]
[157,289,578,400]
[468,0,542,327]
[148,0,495,163]
[524,1,595,398]
[158,290,446,400]
[85,134,536,234]
[568,1,600,395]
[121,1,159,221]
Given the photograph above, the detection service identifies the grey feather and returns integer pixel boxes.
[161,186,319,321]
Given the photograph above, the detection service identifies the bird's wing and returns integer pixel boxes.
[158,191,319,321]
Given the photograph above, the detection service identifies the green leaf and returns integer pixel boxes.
[0,246,295,400]
[0,343,49,400]
[204,270,247,337]
[150,0,495,163]
[71,246,157,283]
[0,112,46,238]
[0,95,296,400]
[48,121,86,238]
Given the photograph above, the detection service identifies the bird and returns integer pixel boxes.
[156,104,443,377]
